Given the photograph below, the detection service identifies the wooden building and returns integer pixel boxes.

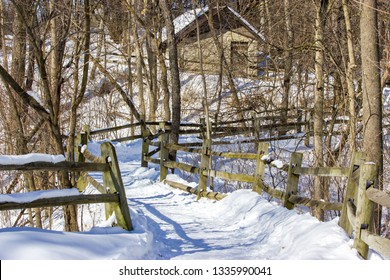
[162,6,266,77]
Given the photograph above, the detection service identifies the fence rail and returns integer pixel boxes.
[0,139,133,231]
[151,131,345,212]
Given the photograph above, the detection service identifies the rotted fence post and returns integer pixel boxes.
[159,122,169,181]
[140,115,149,168]
[101,142,133,231]
[253,142,269,194]
[198,138,211,200]
[339,151,365,237]
[74,125,90,188]
[76,133,87,162]
[284,152,303,210]
[353,162,377,259]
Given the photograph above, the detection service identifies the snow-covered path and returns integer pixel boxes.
[126,172,360,260]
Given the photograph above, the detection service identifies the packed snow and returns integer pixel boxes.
[0,153,65,165]
[0,189,80,204]
[0,139,382,261]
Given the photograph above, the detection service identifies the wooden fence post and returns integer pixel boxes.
[159,122,169,181]
[74,126,90,189]
[284,152,303,210]
[253,142,269,194]
[140,115,149,168]
[76,127,89,163]
[353,162,377,259]
[198,138,211,199]
[101,142,133,231]
[339,151,365,236]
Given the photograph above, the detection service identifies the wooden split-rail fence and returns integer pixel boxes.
[0,139,133,231]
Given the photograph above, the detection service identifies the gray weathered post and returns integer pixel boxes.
[198,138,211,200]
[101,142,133,231]
[339,151,365,236]
[253,142,269,194]
[284,152,303,210]
[159,122,169,181]
[353,162,377,259]
[140,115,149,168]
[75,126,90,188]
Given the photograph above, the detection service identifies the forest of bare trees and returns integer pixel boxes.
[0,0,389,234]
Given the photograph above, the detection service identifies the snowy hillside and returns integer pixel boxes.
[0,139,380,261]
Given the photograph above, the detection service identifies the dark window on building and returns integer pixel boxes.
[231,41,248,76]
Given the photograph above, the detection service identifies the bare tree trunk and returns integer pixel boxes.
[158,49,171,122]
[49,0,78,232]
[194,6,211,139]
[280,0,293,135]
[160,0,181,156]
[360,0,383,235]
[90,19,104,81]
[66,0,91,167]
[125,1,135,127]
[146,33,158,125]
[9,0,43,228]
[342,0,357,154]
[133,23,146,116]
[313,0,329,221]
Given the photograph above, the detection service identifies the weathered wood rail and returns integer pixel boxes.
[0,139,133,231]
[87,110,311,145]
[149,129,344,211]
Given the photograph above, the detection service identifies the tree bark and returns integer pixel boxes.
[160,0,181,156]
[342,0,357,154]
[280,0,293,136]
[313,0,329,221]
[360,0,383,234]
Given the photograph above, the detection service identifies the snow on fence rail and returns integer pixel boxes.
[0,141,133,231]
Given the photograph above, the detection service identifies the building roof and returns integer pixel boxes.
[161,6,265,44]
